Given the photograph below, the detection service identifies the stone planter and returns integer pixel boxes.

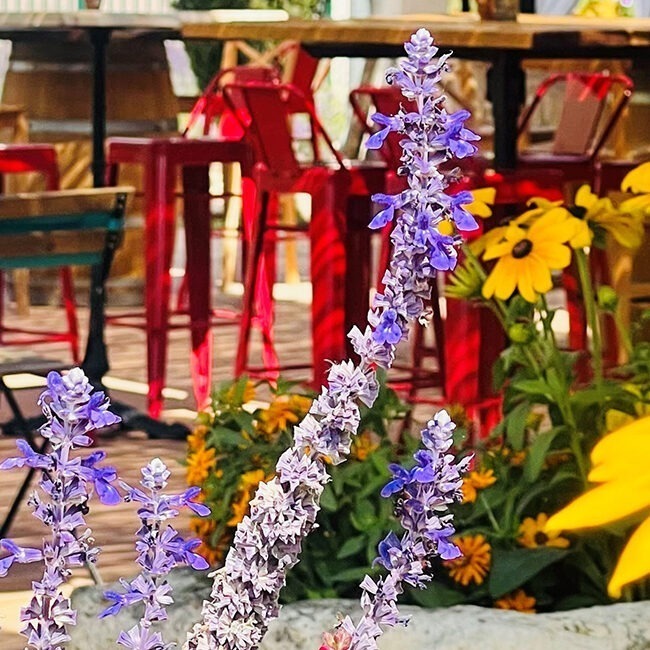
[69,570,650,650]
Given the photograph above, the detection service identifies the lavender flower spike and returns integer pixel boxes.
[186,28,477,650]
[102,458,210,650]
[0,367,121,649]
[323,410,470,650]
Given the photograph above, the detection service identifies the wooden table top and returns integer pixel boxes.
[181,13,650,53]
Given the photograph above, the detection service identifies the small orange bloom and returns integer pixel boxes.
[444,535,492,586]
[518,513,570,549]
[494,589,536,613]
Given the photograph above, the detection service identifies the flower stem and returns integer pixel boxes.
[479,492,501,534]
[575,249,603,386]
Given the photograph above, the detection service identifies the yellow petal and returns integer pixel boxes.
[482,258,517,301]
[608,516,650,598]
[532,241,572,269]
[591,416,650,467]
[483,240,514,261]
[528,254,554,295]
[516,260,538,303]
[575,184,597,209]
[528,208,573,242]
[621,162,650,194]
[545,476,650,533]
[568,218,593,249]
[467,187,497,218]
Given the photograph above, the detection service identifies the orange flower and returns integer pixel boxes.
[461,468,497,504]
[518,513,570,549]
[225,379,256,405]
[228,490,252,527]
[186,446,217,486]
[190,515,216,539]
[258,394,312,436]
[444,535,491,586]
[187,425,209,452]
[351,431,379,461]
[494,589,536,613]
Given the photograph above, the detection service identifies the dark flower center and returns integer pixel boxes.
[534,531,549,545]
[512,239,533,259]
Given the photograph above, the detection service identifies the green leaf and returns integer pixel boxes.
[407,581,467,608]
[336,535,367,560]
[488,547,568,598]
[320,488,338,512]
[523,427,566,482]
[504,401,529,451]
[330,566,372,584]
[511,378,553,401]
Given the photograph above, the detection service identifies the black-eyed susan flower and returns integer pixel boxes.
[481,209,578,303]
[518,513,570,549]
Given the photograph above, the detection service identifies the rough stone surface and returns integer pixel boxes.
[69,571,650,650]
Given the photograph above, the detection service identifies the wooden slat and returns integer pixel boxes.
[0,230,107,259]
[0,186,134,219]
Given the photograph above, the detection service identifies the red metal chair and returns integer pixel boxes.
[517,72,633,186]
[0,144,79,362]
[224,81,387,385]
[105,138,254,419]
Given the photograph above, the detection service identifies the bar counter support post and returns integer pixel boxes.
[89,27,111,188]
[488,51,525,171]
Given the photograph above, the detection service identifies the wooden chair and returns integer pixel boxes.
[0,186,132,539]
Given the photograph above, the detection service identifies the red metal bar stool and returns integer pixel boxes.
[105,137,254,418]
[0,144,79,362]
[224,82,387,385]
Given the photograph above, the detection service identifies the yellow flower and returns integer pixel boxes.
[225,379,256,405]
[575,184,644,249]
[186,446,217,486]
[461,468,497,504]
[494,589,536,613]
[351,431,379,461]
[546,416,650,597]
[518,513,570,549]
[482,209,577,303]
[444,534,491,586]
[228,490,252,527]
[621,162,650,194]
[240,468,266,490]
[258,394,312,436]
[190,515,216,539]
[466,187,497,218]
[187,425,209,452]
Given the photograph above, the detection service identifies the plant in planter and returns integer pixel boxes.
[438,162,650,611]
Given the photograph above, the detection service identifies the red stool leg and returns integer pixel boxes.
[143,149,176,419]
[182,165,213,412]
[309,174,350,385]
[59,268,80,364]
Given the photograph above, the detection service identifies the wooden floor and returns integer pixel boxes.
[0,289,317,648]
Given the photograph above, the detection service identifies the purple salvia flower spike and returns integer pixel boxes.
[331,409,468,650]
[186,27,477,650]
[103,457,211,649]
[0,367,121,649]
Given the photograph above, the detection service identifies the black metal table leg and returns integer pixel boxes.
[89,27,110,189]
[487,51,526,171]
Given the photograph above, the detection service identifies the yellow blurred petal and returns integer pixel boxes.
[470,187,497,205]
[575,184,597,209]
[466,200,493,218]
[591,416,650,467]
[621,162,650,194]
[545,476,650,533]
[608,516,650,598]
